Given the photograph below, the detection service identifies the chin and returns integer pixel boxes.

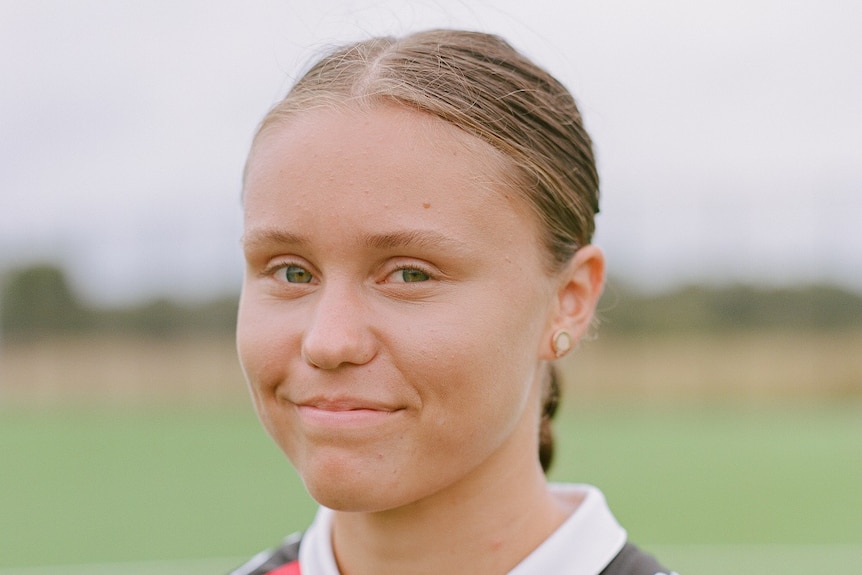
[304,475,406,513]
[307,485,378,513]
[296,451,412,513]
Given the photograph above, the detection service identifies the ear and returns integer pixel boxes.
[541,245,605,360]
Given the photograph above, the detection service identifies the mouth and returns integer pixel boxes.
[291,397,405,429]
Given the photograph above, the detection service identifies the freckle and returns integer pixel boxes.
[423,202,431,209]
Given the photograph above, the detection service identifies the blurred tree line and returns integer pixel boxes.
[599,282,861,333]
[1,263,860,341]
[0,264,238,340]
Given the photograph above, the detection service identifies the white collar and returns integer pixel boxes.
[508,484,627,574]
[299,483,626,575]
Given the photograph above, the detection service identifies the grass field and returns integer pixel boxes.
[1,333,860,573]
[1,402,860,573]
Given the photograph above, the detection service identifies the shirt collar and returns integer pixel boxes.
[299,484,626,575]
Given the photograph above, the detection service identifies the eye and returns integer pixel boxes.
[390,267,431,283]
[278,264,314,284]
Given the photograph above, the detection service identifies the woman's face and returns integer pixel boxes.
[237,105,562,512]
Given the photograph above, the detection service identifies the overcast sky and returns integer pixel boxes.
[1,0,860,303]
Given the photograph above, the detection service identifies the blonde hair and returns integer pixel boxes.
[247,29,600,470]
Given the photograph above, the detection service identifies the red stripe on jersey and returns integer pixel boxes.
[267,560,301,575]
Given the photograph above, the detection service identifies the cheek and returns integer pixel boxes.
[388,330,539,507]
[410,308,540,435]
[236,291,295,398]
[236,293,305,457]
[448,305,544,446]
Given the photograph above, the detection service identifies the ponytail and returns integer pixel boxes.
[539,364,561,473]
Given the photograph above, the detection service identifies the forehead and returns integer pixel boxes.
[247,104,509,189]
[244,104,533,222]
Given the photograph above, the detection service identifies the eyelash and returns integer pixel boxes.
[390,264,434,283]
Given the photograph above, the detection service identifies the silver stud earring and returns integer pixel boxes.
[552,330,573,358]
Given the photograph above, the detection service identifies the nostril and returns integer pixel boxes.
[303,350,323,368]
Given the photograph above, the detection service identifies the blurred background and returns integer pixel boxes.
[1,1,860,574]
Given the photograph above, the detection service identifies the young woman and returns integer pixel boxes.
[232,29,675,575]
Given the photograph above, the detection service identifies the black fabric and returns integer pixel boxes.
[600,543,675,575]
[228,534,301,575]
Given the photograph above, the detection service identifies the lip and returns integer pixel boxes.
[291,397,404,429]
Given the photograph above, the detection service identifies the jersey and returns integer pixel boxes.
[229,485,676,575]
[228,536,675,575]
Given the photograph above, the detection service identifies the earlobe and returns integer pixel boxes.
[544,245,605,359]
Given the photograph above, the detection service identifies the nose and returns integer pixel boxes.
[301,283,378,370]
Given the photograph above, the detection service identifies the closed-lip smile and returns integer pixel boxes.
[291,396,405,428]
[299,397,399,412]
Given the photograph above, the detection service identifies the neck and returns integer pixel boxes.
[330,438,571,575]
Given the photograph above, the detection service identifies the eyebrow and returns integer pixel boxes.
[241,229,307,250]
[242,228,467,253]
[361,230,467,252]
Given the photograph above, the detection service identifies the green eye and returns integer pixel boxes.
[282,265,313,284]
[400,268,430,283]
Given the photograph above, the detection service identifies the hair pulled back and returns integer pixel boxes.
[249,29,600,472]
